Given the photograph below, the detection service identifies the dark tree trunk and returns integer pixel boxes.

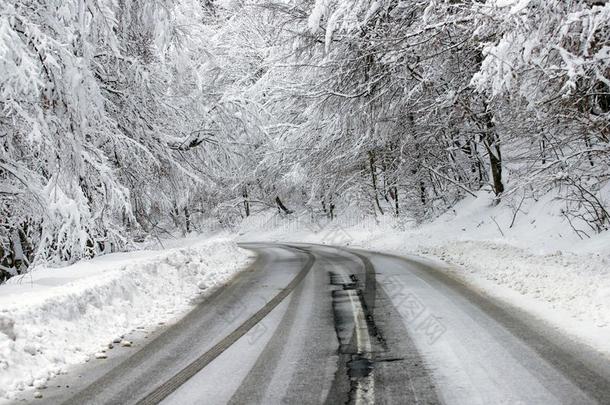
[368,151,384,215]
[583,133,594,167]
[381,160,389,203]
[243,186,250,217]
[540,137,546,165]
[275,196,293,214]
[389,186,399,216]
[184,206,191,233]
[482,111,504,196]
[419,180,427,205]
[408,112,427,207]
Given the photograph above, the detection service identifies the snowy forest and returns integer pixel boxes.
[1,0,609,279]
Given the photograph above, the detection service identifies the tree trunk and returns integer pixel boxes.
[243,186,250,217]
[482,111,504,196]
[381,160,389,203]
[368,151,384,215]
[0,245,11,282]
[275,196,293,214]
[184,206,191,233]
[408,112,427,207]
[540,137,546,165]
[390,186,399,216]
[583,133,594,167]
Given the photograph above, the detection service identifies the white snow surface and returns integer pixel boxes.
[238,191,610,356]
[0,235,249,402]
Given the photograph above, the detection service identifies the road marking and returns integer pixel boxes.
[136,246,315,405]
[347,284,375,405]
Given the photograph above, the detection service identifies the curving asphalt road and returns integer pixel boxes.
[38,243,610,404]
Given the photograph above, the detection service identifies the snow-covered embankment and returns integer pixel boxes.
[0,236,250,401]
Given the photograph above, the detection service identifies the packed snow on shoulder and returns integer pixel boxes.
[0,235,250,402]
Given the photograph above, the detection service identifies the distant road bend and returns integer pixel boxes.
[56,243,610,405]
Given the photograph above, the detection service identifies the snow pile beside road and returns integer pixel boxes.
[0,236,249,401]
[420,241,610,323]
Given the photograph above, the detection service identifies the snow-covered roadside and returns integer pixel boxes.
[0,235,250,402]
[238,193,610,356]
[414,242,610,354]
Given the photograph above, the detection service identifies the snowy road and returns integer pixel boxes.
[52,243,610,405]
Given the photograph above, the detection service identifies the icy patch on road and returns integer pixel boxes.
[0,236,249,402]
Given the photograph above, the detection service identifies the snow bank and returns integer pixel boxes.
[238,192,610,355]
[419,242,610,338]
[0,236,249,401]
